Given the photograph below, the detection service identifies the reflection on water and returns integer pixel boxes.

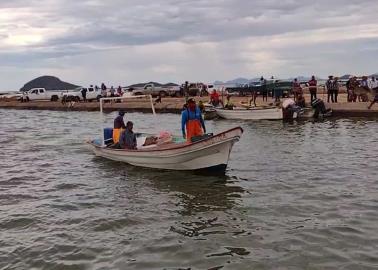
[93,157,244,215]
[0,109,378,269]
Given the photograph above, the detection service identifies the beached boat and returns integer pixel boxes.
[215,107,289,120]
[87,95,243,173]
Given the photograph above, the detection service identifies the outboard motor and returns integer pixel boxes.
[311,98,331,119]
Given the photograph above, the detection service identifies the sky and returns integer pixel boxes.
[0,0,377,90]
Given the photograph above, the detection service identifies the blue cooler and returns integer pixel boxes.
[103,128,114,144]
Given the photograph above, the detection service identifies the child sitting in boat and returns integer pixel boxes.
[119,121,137,150]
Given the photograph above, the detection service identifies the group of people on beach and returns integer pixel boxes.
[255,75,377,108]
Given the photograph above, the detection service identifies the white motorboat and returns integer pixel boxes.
[215,106,288,120]
[87,95,243,173]
[88,127,243,173]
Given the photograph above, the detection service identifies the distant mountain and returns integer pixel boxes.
[339,74,353,80]
[287,75,326,81]
[20,76,79,92]
[369,73,378,77]
[225,77,250,84]
[163,82,179,87]
[127,82,179,88]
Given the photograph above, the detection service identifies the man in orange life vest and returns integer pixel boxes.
[181,98,206,142]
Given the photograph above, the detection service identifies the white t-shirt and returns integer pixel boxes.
[369,79,378,89]
[282,98,296,109]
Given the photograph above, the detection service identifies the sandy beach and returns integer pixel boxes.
[1,93,377,116]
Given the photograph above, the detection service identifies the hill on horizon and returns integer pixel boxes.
[127,82,179,88]
[20,76,79,92]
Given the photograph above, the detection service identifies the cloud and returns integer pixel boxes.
[0,0,377,90]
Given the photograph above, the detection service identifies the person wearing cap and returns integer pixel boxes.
[181,98,206,142]
[113,110,126,144]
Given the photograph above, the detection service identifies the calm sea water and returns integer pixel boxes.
[1,109,378,270]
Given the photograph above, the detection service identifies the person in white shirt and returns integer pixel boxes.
[369,77,378,89]
[360,76,369,89]
[367,77,378,109]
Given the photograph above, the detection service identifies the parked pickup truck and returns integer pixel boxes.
[132,83,181,97]
[61,87,102,102]
[21,88,63,102]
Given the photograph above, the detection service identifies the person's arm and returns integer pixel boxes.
[181,110,187,138]
[121,119,126,129]
[119,131,125,148]
[198,109,206,133]
[133,134,137,149]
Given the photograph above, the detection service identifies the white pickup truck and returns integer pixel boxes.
[61,87,102,102]
[22,88,63,102]
[132,83,181,97]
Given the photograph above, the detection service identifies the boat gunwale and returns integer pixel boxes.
[88,127,243,153]
[215,107,280,112]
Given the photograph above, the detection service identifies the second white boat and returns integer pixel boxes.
[215,107,287,120]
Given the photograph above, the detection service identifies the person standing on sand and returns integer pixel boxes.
[81,87,87,102]
[292,78,301,102]
[184,81,189,102]
[367,92,378,109]
[326,75,334,103]
[101,83,107,97]
[367,77,378,109]
[117,86,123,97]
[110,86,115,97]
[308,75,317,103]
[346,77,353,102]
[261,76,268,102]
[333,77,339,103]
[368,76,377,89]
[181,98,206,142]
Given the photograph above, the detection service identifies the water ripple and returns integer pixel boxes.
[0,109,377,269]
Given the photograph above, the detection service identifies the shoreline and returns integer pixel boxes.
[1,95,378,117]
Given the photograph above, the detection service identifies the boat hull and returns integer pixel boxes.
[88,127,243,173]
[215,107,284,120]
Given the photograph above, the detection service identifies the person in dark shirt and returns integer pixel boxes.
[81,88,87,102]
[326,75,334,103]
[113,110,126,144]
[261,76,268,102]
[119,121,137,150]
